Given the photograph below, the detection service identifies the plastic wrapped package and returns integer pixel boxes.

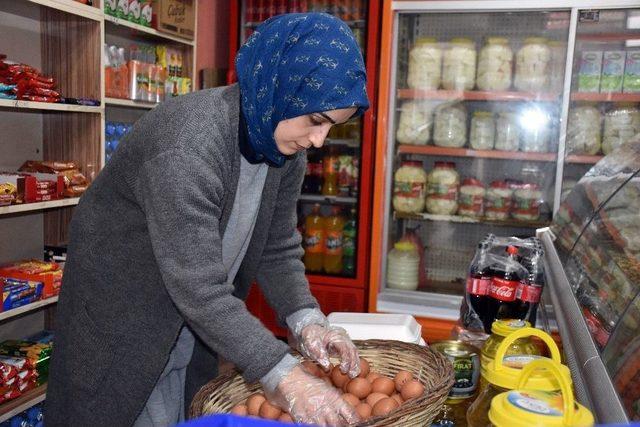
[469,111,495,150]
[494,112,520,151]
[407,38,442,90]
[458,178,485,218]
[476,37,513,91]
[442,38,477,91]
[396,101,434,145]
[393,161,427,214]
[602,105,640,155]
[433,103,467,148]
[387,242,420,291]
[514,37,551,92]
[426,161,459,215]
[566,105,602,155]
[485,181,513,220]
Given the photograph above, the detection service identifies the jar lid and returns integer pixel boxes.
[462,177,484,187]
[488,359,594,427]
[394,241,417,252]
[490,180,510,189]
[524,37,548,45]
[491,319,531,337]
[450,37,474,45]
[415,37,437,46]
[487,37,509,45]
[401,160,423,168]
[434,161,456,169]
[473,111,493,118]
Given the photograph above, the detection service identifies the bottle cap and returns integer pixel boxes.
[507,246,519,255]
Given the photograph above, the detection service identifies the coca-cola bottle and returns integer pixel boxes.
[516,249,545,324]
[487,245,523,323]
[302,150,323,194]
[465,240,493,333]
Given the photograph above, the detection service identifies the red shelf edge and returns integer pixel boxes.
[397,89,558,102]
[397,144,556,162]
[571,92,640,102]
[565,154,603,164]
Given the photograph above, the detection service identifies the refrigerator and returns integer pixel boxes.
[227,0,382,335]
[368,0,640,342]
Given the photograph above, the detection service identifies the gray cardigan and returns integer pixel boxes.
[44,85,319,426]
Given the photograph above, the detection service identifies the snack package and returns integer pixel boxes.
[18,161,89,198]
[0,341,51,384]
[1,278,43,312]
[0,260,62,299]
[578,51,603,92]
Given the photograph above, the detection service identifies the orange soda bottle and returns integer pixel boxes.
[322,146,340,196]
[303,204,324,272]
[323,205,345,274]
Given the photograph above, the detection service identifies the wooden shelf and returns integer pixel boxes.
[0,385,46,423]
[397,89,558,102]
[565,154,603,164]
[394,211,550,229]
[105,97,158,109]
[299,194,357,204]
[25,0,103,21]
[0,99,101,113]
[571,92,640,102]
[104,15,195,46]
[0,297,58,322]
[397,144,557,162]
[0,198,80,216]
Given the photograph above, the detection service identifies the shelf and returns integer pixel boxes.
[397,144,557,162]
[0,198,80,216]
[105,97,158,109]
[0,297,58,322]
[565,154,604,165]
[104,15,195,46]
[397,89,558,102]
[571,92,640,102]
[0,385,46,423]
[394,211,550,229]
[577,32,640,42]
[25,0,103,21]
[0,99,101,113]
[299,194,357,204]
[245,19,366,29]
[325,138,360,148]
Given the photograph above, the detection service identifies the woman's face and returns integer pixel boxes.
[273,107,358,155]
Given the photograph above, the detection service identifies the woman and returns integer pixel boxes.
[45,12,369,427]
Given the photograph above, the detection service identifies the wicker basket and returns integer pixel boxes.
[190,340,454,426]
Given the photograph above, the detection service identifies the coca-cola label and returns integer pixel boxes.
[466,277,490,296]
[489,277,518,302]
[516,283,542,303]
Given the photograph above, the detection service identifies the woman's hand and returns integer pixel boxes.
[292,323,360,378]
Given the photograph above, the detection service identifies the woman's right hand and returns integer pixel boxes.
[266,364,360,426]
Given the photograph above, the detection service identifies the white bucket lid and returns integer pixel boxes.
[327,312,423,345]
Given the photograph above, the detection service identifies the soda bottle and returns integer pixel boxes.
[323,206,344,274]
[303,204,324,272]
[465,240,493,333]
[516,248,545,324]
[342,208,357,276]
[322,146,340,196]
[487,246,523,323]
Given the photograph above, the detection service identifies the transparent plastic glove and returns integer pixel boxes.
[296,324,361,378]
[266,364,360,426]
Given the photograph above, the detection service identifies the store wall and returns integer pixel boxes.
[196,0,230,89]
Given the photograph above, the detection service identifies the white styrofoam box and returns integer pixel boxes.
[327,312,423,345]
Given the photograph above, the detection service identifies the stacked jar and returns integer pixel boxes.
[433,103,467,148]
[512,183,543,221]
[426,162,460,215]
[393,161,427,214]
[442,38,477,91]
[476,37,513,91]
[458,178,485,218]
[469,111,495,150]
[494,112,520,151]
[485,181,513,220]
[514,37,551,92]
[407,37,442,90]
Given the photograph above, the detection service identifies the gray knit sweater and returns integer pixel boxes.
[45,85,319,426]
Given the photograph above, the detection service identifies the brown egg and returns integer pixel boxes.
[331,365,350,388]
[365,392,387,407]
[371,377,395,396]
[366,372,382,383]
[372,397,399,417]
[391,393,404,405]
[394,370,413,392]
[302,360,323,378]
[401,379,425,401]
[230,404,248,416]
[259,400,283,420]
[278,413,294,423]
[355,403,372,419]
[346,378,372,399]
[358,357,371,378]
[342,393,361,407]
[246,393,266,416]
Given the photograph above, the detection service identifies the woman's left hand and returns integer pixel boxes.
[292,324,360,377]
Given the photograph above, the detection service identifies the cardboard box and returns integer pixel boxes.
[578,51,603,92]
[1,278,43,312]
[624,50,640,93]
[601,51,626,93]
[0,261,62,299]
[152,0,195,40]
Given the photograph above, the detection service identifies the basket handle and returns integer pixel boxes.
[516,359,575,425]
[493,327,560,373]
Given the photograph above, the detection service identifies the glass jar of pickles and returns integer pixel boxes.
[433,103,467,148]
[567,104,602,155]
[442,38,477,91]
[495,112,520,151]
[393,161,427,214]
[602,104,640,155]
[396,101,434,145]
[426,161,460,215]
[407,37,442,90]
[469,111,495,150]
[481,319,541,368]
[514,37,551,92]
[477,37,513,91]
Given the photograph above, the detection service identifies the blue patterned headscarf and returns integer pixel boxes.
[235,13,369,167]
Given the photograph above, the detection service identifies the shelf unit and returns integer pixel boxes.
[397,144,557,162]
[394,211,550,229]
[571,93,640,102]
[0,385,47,423]
[105,97,158,110]
[397,89,559,102]
[0,198,80,216]
[298,194,358,204]
[104,14,195,46]
[0,297,59,322]
[0,99,102,113]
